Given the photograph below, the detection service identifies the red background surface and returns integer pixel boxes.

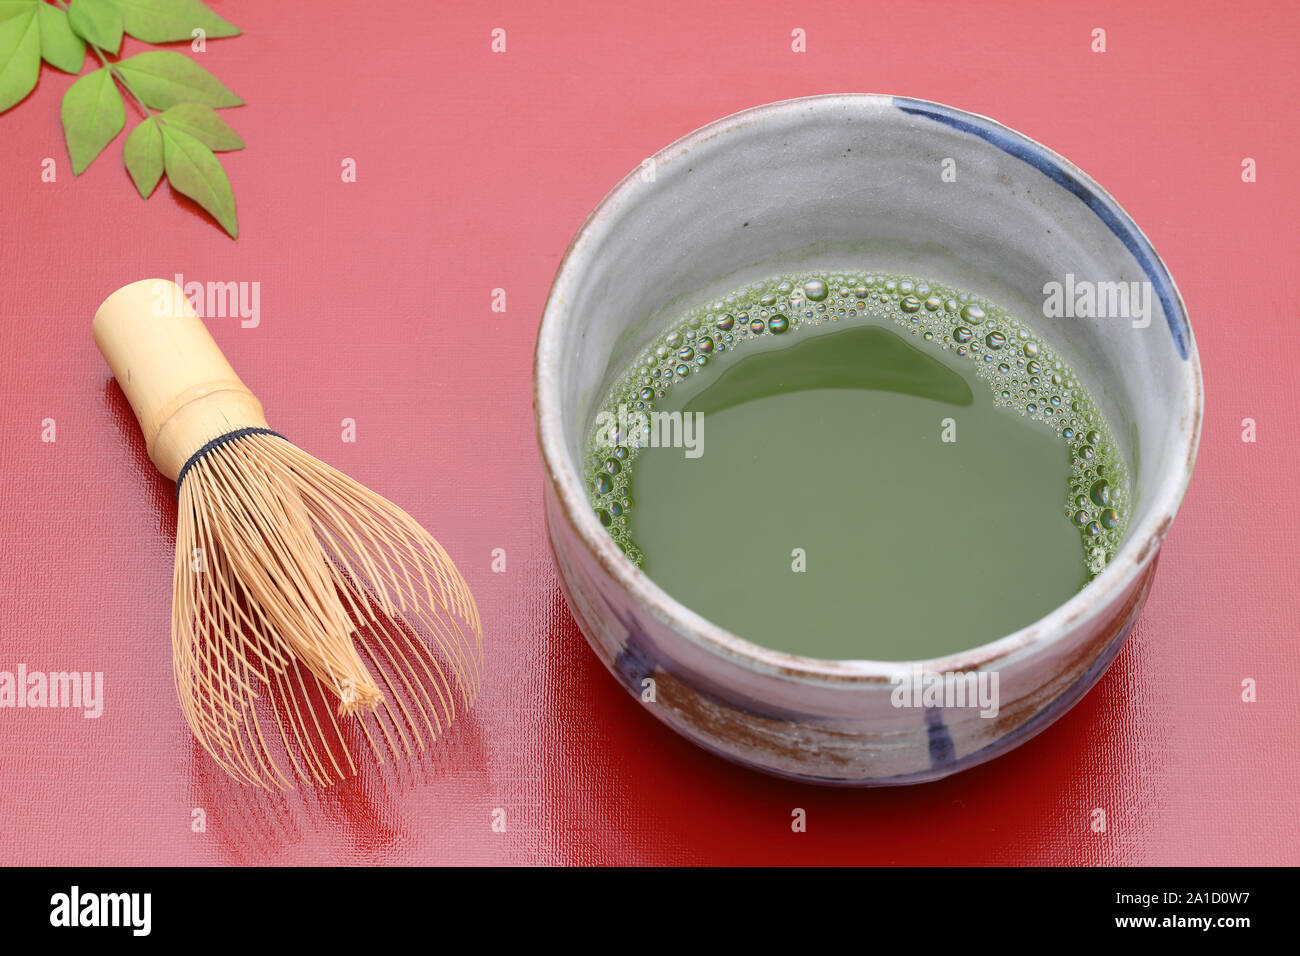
[0,0,1297,865]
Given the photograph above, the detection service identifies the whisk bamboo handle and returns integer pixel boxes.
[93,279,269,481]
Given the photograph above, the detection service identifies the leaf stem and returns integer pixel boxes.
[54,0,154,118]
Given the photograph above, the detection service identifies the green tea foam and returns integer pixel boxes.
[583,271,1131,659]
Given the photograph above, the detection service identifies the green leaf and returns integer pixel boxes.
[61,66,125,174]
[0,3,38,112]
[37,4,85,73]
[123,115,163,197]
[68,0,123,54]
[163,125,236,237]
[158,101,242,150]
[115,50,241,109]
[112,0,240,43]
[0,1,37,25]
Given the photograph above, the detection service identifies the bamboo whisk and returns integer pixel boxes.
[94,279,483,789]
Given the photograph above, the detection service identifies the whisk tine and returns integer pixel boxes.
[170,433,483,789]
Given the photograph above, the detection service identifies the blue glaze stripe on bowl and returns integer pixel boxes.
[892,96,1189,360]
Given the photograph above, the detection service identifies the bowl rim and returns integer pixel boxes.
[534,92,1204,685]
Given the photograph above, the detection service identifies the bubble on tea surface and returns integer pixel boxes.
[1090,479,1111,507]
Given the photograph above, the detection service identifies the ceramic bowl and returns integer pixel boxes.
[534,94,1202,784]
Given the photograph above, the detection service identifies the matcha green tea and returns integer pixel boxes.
[584,272,1129,660]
